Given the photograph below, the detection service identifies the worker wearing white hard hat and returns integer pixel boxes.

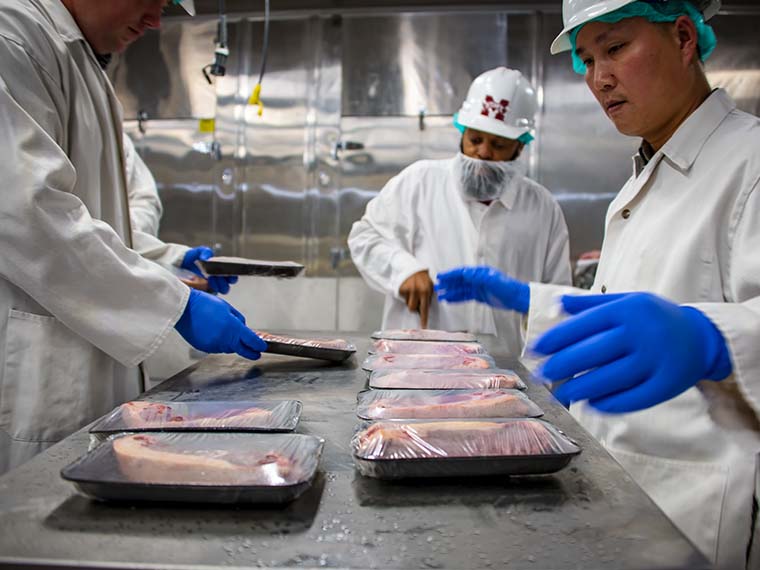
[349,67,571,355]
[436,2,760,568]
[0,0,267,475]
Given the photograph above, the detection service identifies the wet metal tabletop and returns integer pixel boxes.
[0,332,710,570]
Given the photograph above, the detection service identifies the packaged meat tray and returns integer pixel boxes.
[256,331,356,362]
[90,400,302,439]
[369,339,488,356]
[369,369,526,390]
[371,329,478,342]
[352,419,580,479]
[199,256,304,278]
[62,432,324,504]
[356,389,542,420]
[362,353,495,372]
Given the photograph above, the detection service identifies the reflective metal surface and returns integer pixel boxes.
[111,9,760,332]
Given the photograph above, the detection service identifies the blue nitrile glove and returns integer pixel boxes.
[532,292,733,413]
[175,289,268,360]
[181,246,238,295]
[435,266,530,314]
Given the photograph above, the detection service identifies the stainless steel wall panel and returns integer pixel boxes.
[109,20,218,120]
[342,13,508,116]
[706,14,760,116]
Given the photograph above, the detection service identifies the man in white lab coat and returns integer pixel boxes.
[349,67,571,356]
[0,0,266,474]
[437,1,760,567]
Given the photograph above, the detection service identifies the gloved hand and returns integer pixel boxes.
[181,246,238,295]
[174,289,267,360]
[399,270,434,328]
[435,266,530,314]
[532,292,732,413]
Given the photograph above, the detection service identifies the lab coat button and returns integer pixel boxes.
[601,285,607,293]
[622,209,631,219]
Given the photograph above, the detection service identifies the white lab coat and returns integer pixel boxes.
[526,89,760,569]
[349,156,571,355]
[0,0,189,473]
[123,133,189,263]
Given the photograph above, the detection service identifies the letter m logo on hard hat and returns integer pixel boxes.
[481,96,510,122]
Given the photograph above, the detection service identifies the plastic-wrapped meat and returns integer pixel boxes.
[371,329,477,342]
[119,401,274,429]
[255,331,356,362]
[371,339,487,356]
[369,369,524,390]
[354,419,571,460]
[357,389,542,420]
[113,434,300,485]
[362,353,494,372]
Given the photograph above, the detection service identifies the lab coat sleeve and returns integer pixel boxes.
[124,134,162,237]
[691,178,760,419]
[123,134,189,266]
[0,38,189,367]
[348,168,429,298]
[542,202,573,286]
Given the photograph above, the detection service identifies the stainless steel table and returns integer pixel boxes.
[0,332,710,570]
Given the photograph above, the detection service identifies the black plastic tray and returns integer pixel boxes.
[200,256,304,278]
[89,400,302,441]
[352,419,580,480]
[257,333,356,362]
[62,433,324,504]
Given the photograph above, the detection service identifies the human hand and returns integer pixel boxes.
[435,266,530,314]
[532,292,732,413]
[181,246,238,295]
[174,289,267,360]
[399,270,434,328]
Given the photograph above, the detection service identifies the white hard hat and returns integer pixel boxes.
[173,0,196,16]
[550,0,720,54]
[455,67,537,141]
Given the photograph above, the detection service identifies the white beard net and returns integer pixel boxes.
[455,152,519,201]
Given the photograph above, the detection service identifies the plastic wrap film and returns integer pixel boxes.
[256,331,357,362]
[90,400,302,438]
[61,432,325,503]
[352,419,580,479]
[200,256,304,277]
[369,369,526,390]
[371,329,478,342]
[356,389,542,420]
[362,353,496,372]
[370,339,488,356]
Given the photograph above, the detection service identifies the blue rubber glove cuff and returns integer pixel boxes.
[682,307,732,381]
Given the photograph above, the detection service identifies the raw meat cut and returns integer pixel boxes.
[120,401,274,429]
[369,369,525,390]
[113,434,298,485]
[372,329,477,342]
[256,332,354,351]
[354,419,566,460]
[371,339,487,356]
[363,353,494,372]
[358,389,540,420]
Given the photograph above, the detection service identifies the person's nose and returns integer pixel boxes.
[476,144,493,161]
[591,60,616,93]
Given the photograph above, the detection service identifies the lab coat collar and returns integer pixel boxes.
[42,0,87,44]
[654,89,736,174]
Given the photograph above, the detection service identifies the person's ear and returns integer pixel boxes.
[511,142,524,161]
[674,15,699,66]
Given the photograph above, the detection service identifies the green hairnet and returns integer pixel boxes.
[569,0,717,74]
[452,113,535,145]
